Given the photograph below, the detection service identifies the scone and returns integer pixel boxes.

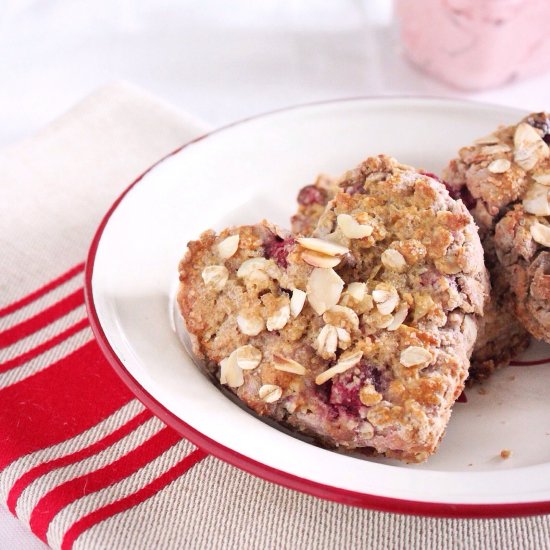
[292,169,528,382]
[178,156,489,463]
[445,113,550,345]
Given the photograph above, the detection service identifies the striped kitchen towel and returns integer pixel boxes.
[0,263,206,548]
[0,82,210,549]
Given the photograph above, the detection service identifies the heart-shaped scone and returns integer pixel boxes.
[292,162,528,382]
[178,155,489,462]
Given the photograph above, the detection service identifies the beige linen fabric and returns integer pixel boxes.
[0,80,206,294]
[1,82,549,549]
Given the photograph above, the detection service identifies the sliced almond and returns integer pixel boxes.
[340,283,373,313]
[302,250,341,269]
[297,237,349,257]
[234,345,262,370]
[515,122,543,148]
[359,384,383,406]
[323,305,360,331]
[514,122,550,170]
[201,265,229,291]
[481,144,511,155]
[530,221,550,247]
[474,134,500,145]
[217,234,240,259]
[237,257,270,278]
[315,351,363,385]
[387,303,408,331]
[316,324,338,357]
[372,289,391,303]
[220,353,244,388]
[523,183,550,216]
[487,158,511,174]
[266,304,290,331]
[285,400,297,414]
[381,249,407,272]
[400,346,432,368]
[237,314,265,336]
[335,327,351,349]
[364,171,387,183]
[346,282,366,302]
[461,314,477,346]
[306,268,345,315]
[370,312,394,329]
[336,214,373,239]
[290,289,306,317]
[259,384,282,403]
[533,172,550,186]
[322,231,349,248]
[250,270,272,286]
[273,354,306,375]
[514,146,541,171]
[372,284,399,316]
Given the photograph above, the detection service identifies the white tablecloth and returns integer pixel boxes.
[2,1,550,547]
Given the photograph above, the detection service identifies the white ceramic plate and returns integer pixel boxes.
[86,98,550,517]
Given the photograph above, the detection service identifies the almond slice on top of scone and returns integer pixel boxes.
[177,155,489,463]
[444,112,550,347]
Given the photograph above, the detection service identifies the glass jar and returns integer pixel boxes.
[395,0,550,90]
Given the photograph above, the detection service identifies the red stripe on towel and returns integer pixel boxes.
[0,340,132,469]
[0,289,84,349]
[60,449,207,550]
[30,427,182,541]
[0,263,85,318]
[7,409,152,514]
[0,317,89,373]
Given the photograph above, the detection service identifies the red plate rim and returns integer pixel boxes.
[84,96,550,518]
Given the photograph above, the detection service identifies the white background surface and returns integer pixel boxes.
[2,1,550,548]
[3,0,550,149]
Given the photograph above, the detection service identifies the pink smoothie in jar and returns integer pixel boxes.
[395,0,550,90]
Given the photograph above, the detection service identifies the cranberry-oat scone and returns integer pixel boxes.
[178,156,488,463]
[291,168,518,382]
[445,113,550,344]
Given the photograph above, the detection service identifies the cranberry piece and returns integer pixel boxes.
[456,391,468,403]
[264,235,295,269]
[444,181,476,210]
[297,185,327,206]
[445,185,460,200]
[329,361,384,415]
[422,171,476,210]
[526,113,550,145]
[421,171,472,205]
[458,185,476,210]
[420,171,442,183]
[344,180,365,195]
